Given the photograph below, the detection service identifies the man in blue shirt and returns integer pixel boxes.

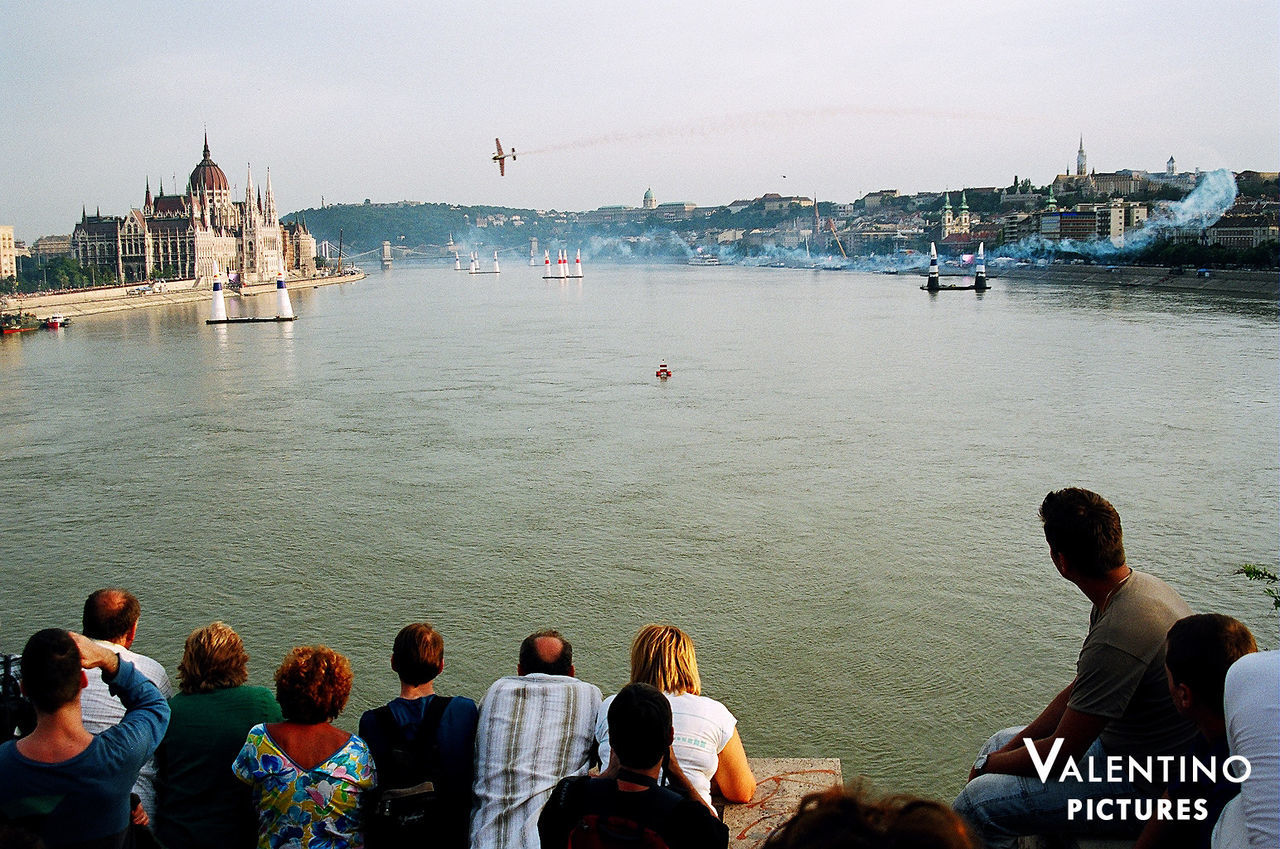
[358,622,478,849]
[0,628,169,848]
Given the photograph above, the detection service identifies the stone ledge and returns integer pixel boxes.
[721,757,843,847]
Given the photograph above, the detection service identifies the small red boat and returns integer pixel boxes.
[656,362,672,379]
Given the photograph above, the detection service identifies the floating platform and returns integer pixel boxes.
[920,283,985,291]
[206,316,298,324]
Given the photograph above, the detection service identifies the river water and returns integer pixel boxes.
[1,264,1275,800]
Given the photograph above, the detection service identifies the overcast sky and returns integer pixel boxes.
[2,0,1276,241]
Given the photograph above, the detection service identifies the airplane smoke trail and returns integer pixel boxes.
[993,169,1239,262]
[517,103,995,157]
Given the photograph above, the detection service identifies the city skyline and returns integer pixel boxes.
[2,0,1277,242]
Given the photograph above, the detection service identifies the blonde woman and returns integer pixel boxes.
[595,624,755,809]
[154,622,281,849]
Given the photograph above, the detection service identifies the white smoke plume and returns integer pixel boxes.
[994,169,1238,261]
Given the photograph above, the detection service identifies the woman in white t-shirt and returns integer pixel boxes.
[595,624,756,809]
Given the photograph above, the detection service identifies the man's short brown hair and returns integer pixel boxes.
[82,588,140,642]
[762,783,977,849]
[21,629,83,714]
[392,623,444,686]
[1039,488,1126,577]
[1166,614,1257,716]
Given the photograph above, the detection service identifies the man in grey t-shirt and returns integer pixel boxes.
[953,488,1198,849]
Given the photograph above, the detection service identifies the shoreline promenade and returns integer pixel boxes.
[1,269,367,322]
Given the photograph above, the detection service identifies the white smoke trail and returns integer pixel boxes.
[994,169,1238,261]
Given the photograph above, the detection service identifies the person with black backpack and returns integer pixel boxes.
[539,683,729,849]
[358,622,478,849]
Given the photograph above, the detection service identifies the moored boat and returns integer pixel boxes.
[1,312,41,334]
[42,314,70,329]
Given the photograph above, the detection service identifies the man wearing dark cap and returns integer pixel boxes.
[539,682,729,849]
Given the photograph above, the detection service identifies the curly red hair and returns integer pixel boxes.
[274,645,353,724]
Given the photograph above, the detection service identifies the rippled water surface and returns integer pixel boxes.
[1,264,1275,799]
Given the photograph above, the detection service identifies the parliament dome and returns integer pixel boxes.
[189,133,229,192]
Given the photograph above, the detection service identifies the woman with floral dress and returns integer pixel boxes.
[234,645,375,849]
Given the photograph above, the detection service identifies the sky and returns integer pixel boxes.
[1,0,1277,241]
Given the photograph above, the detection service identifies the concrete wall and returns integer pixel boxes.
[3,271,366,320]
[992,265,1277,299]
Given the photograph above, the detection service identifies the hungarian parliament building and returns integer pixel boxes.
[71,135,315,284]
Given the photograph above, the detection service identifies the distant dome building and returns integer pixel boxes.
[188,132,235,230]
[189,134,229,192]
[643,187,656,210]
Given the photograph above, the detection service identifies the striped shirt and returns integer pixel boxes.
[470,673,602,849]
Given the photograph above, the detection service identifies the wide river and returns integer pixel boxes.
[1,263,1275,800]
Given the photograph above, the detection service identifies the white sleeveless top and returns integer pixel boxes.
[595,690,737,807]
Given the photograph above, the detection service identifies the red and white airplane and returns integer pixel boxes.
[492,138,516,176]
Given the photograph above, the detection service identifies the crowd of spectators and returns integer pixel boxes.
[1,488,1276,849]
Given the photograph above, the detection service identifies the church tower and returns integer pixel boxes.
[942,193,954,236]
[958,190,971,234]
[1076,136,1087,177]
[264,168,278,224]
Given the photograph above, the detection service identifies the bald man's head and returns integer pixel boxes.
[83,588,140,645]
[518,629,574,677]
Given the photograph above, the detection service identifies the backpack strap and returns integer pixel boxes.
[370,705,404,749]
[371,696,453,786]
[416,695,451,774]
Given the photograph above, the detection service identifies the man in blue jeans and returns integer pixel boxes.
[953,488,1198,849]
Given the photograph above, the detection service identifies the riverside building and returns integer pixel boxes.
[71,135,312,284]
[0,226,15,280]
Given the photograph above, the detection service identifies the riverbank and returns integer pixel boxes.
[0,269,367,321]
[989,264,1277,298]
